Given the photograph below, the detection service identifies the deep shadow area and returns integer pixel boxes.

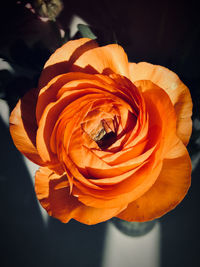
[160,163,200,267]
[47,218,106,267]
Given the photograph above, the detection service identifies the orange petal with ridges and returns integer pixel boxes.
[37,72,107,123]
[75,158,163,208]
[129,62,193,145]
[138,80,177,156]
[39,38,98,88]
[9,88,44,166]
[71,44,130,78]
[88,161,147,186]
[36,89,99,163]
[102,139,148,165]
[117,138,191,221]
[62,151,104,190]
[35,167,127,225]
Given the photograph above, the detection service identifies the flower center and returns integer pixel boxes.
[92,119,117,150]
[83,116,118,150]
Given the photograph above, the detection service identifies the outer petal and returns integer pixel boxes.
[136,80,177,157]
[9,88,44,165]
[71,44,130,78]
[129,62,193,145]
[35,167,127,225]
[117,138,191,222]
[39,38,98,88]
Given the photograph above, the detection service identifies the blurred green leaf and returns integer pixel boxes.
[77,24,97,39]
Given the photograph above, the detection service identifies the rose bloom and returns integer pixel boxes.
[9,38,192,225]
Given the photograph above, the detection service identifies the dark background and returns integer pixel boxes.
[0,0,200,266]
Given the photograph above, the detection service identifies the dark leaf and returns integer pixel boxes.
[77,24,97,39]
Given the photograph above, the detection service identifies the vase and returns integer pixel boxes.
[110,217,156,237]
[102,218,160,267]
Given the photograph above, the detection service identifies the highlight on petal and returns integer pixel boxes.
[35,167,127,225]
[71,44,130,78]
[129,62,193,145]
[39,38,98,88]
[117,138,191,222]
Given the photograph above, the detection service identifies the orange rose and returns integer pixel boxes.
[9,38,192,225]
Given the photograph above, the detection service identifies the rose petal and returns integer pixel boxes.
[129,62,193,144]
[9,88,44,165]
[35,167,127,225]
[39,38,98,88]
[137,80,177,156]
[102,139,148,165]
[36,89,101,163]
[71,44,130,78]
[37,72,106,123]
[75,157,163,208]
[117,138,191,221]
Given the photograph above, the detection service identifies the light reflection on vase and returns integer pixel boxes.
[102,218,161,267]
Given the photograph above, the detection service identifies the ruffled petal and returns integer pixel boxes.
[35,167,127,225]
[136,80,177,157]
[9,88,44,165]
[129,62,193,145]
[39,38,98,88]
[117,138,191,221]
[71,81,178,208]
[75,158,163,209]
[71,44,130,78]
[37,72,104,123]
